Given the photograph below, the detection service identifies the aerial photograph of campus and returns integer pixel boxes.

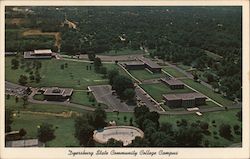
[5,6,242,147]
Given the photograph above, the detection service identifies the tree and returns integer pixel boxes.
[219,123,232,140]
[37,123,56,143]
[129,117,133,126]
[107,69,119,85]
[93,106,107,129]
[6,94,10,100]
[160,122,174,135]
[134,105,149,119]
[123,116,127,123]
[11,58,19,69]
[106,138,123,147]
[15,96,19,103]
[151,132,175,147]
[5,109,13,132]
[22,95,28,109]
[18,75,28,85]
[60,64,64,69]
[123,88,136,101]
[129,136,150,147]
[94,57,102,72]
[35,73,41,83]
[74,116,95,146]
[88,53,96,61]
[112,75,134,97]
[19,128,27,138]
[236,111,242,122]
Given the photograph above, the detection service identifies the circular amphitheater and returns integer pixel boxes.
[93,126,144,146]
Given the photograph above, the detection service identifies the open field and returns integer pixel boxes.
[11,113,79,147]
[129,69,166,81]
[163,66,187,78]
[140,83,193,102]
[181,79,234,106]
[70,91,108,109]
[6,95,89,113]
[5,57,123,89]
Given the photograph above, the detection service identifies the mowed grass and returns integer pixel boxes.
[70,91,108,109]
[129,69,166,81]
[181,79,234,106]
[5,57,121,89]
[163,66,187,78]
[159,109,242,147]
[11,113,79,147]
[5,95,89,113]
[140,83,193,102]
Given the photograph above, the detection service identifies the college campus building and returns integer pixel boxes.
[163,92,206,108]
[161,78,184,89]
[23,49,54,59]
[123,57,162,73]
[43,87,73,101]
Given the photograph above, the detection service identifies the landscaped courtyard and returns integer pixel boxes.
[129,69,166,81]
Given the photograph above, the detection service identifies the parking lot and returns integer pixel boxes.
[88,85,135,112]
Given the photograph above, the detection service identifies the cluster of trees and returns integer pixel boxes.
[13,58,42,85]
[74,107,107,146]
[107,69,135,103]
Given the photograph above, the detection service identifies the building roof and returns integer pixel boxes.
[123,61,145,66]
[139,57,162,69]
[34,49,52,54]
[43,87,73,96]
[161,78,184,86]
[163,92,206,101]
[24,51,52,59]
[5,139,44,147]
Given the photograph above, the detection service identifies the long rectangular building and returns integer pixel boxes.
[161,78,184,89]
[43,87,73,101]
[163,92,206,108]
[24,49,53,59]
[139,57,162,73]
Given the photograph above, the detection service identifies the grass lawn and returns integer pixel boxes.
[159,109,242,147]
[5,95,89,113]
[33,94,44,101]
[101,48,144,56]
[181,79,234,106]
[5,57,123,89]
[140,83,193,102]
[163,66,187,78]
[129,69,166,81]
[70,91,108,109]
[106,112,136,126]
[11,113,79,147]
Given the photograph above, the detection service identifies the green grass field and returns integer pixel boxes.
[70,91,108,109]
[5,95,89,113]
[11,113,79,147]
[33,94,44,101]
[5,57,123,89]
[140,83,194,102]
[163,66,187,78]
[181,79,234,106]
[129,69,166,81]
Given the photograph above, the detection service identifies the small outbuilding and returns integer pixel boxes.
[43,87,73,101]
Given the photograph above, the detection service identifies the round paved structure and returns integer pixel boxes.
[93,126,144,146]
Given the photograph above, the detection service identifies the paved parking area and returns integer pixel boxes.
[88,85,135,112]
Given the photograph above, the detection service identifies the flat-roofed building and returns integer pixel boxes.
[24,49,53,59]
[139,57,162,73]
[163,92,206,108]
[6,139,45,147]
[161,78,184,89]
[123,61,145,70]
[43,87,73,101]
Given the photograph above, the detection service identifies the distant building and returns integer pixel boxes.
[6,139,45,147]
[161,78,184,89]
[43,87,73,101]
[139,57,162,73]
[123,57,162,73]
[123,61,145,70]
[163,92,206,108]
[24,49,54,59]
[5,131,21,141]
[5,52,17,56]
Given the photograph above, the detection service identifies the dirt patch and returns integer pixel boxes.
[22,29,61,50]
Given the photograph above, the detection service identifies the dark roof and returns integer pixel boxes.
[139,57,162,69]
[43,87,73,96]
[161,78,184,86]
[163,92,206,101]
